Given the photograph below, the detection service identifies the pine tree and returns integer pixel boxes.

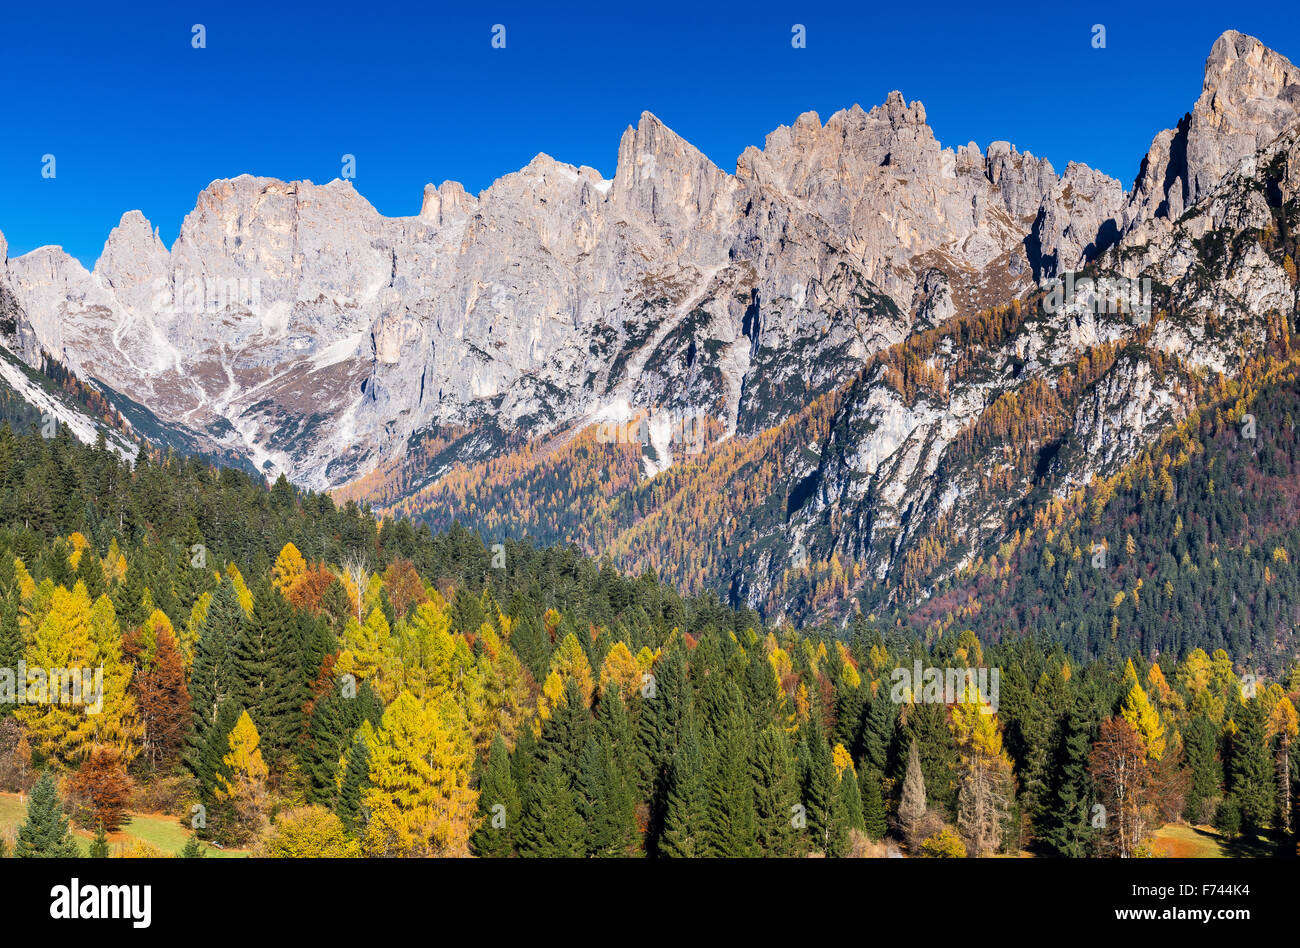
[470,733,520,857]
[15,772,79,857]
[750,724,800,855]
[1228,699,1275,834]
[1183,710,1223,824]
[659,723,707,858]
[179,835,205,858]
[516,758,584,857]
[575,735,638,857]
[860,766,888,841]
[89,823,110,858]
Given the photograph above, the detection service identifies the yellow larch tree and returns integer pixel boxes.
[362,691,478,857]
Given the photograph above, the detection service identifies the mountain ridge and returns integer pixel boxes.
[2,28,1298,625]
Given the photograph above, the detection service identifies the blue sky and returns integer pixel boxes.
[2,1,1298,265]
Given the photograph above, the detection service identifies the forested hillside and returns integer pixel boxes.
[0,423,1296,857]
[903,360,1300,671]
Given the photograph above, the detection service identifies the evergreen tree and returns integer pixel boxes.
[335,725,374,835]
[659,723,707,858]
[89,823,110,858]
[1228,699,1275,834]
[701,702,757,857]
[834,762,866,853]
[860,766,888,841]
[470,734,520,857]
[1183,710,1223,824]
[538,677,592,784]
[800,717,838,854]
[750,724,800,856]
[1040,691,1097,857]
[300,678,383,806]
[516,758,583,857]
[575,735,638,857]
[861,693,896,779]
[16,772,80,857]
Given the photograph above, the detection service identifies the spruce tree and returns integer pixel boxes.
[1183,710,1223,824]
[750,724,800,855]
[701,703,757,857]
[300,678,383,805]
[539,678,592,784]
[89,823,110,858]
[516,758,583,857]
[1228,699,1275,834]
[833,763,865,854]
[635,647,691,798]
[470,734,520,857]
[0,593,22,721]
[659,724,707,858]
[861,694,896,779]
[1040,692,1097,857]
[860,766,888,841]
[575,735,638,857]
[800,717,838,854]
[16,772,80,857]
[336,727,373,834]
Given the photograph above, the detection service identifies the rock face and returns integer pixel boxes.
[1124,30,1300,238]
[2,30,1298,621]
[1,89,1122,491]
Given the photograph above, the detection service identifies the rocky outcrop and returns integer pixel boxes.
[1125,30,1300,240]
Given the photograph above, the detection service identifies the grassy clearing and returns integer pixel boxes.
[0,791,247,858]
[1149,822,1280,858]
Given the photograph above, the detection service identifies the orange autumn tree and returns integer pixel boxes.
[1089,717,1155,858]
[382,558,429,618]
[123,609,191,769]
[66,743,132,831]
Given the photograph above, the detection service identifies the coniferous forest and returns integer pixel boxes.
[0,421,1296,860]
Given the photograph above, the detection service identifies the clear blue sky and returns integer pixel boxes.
[2,1,1298,265]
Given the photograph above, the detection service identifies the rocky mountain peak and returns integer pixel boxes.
[419,180,476,225]
[612,111,732,228]
[1126,30,1300,235]
[96,210,169,295]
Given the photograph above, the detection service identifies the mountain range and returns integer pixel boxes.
[2,28,1299,625]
